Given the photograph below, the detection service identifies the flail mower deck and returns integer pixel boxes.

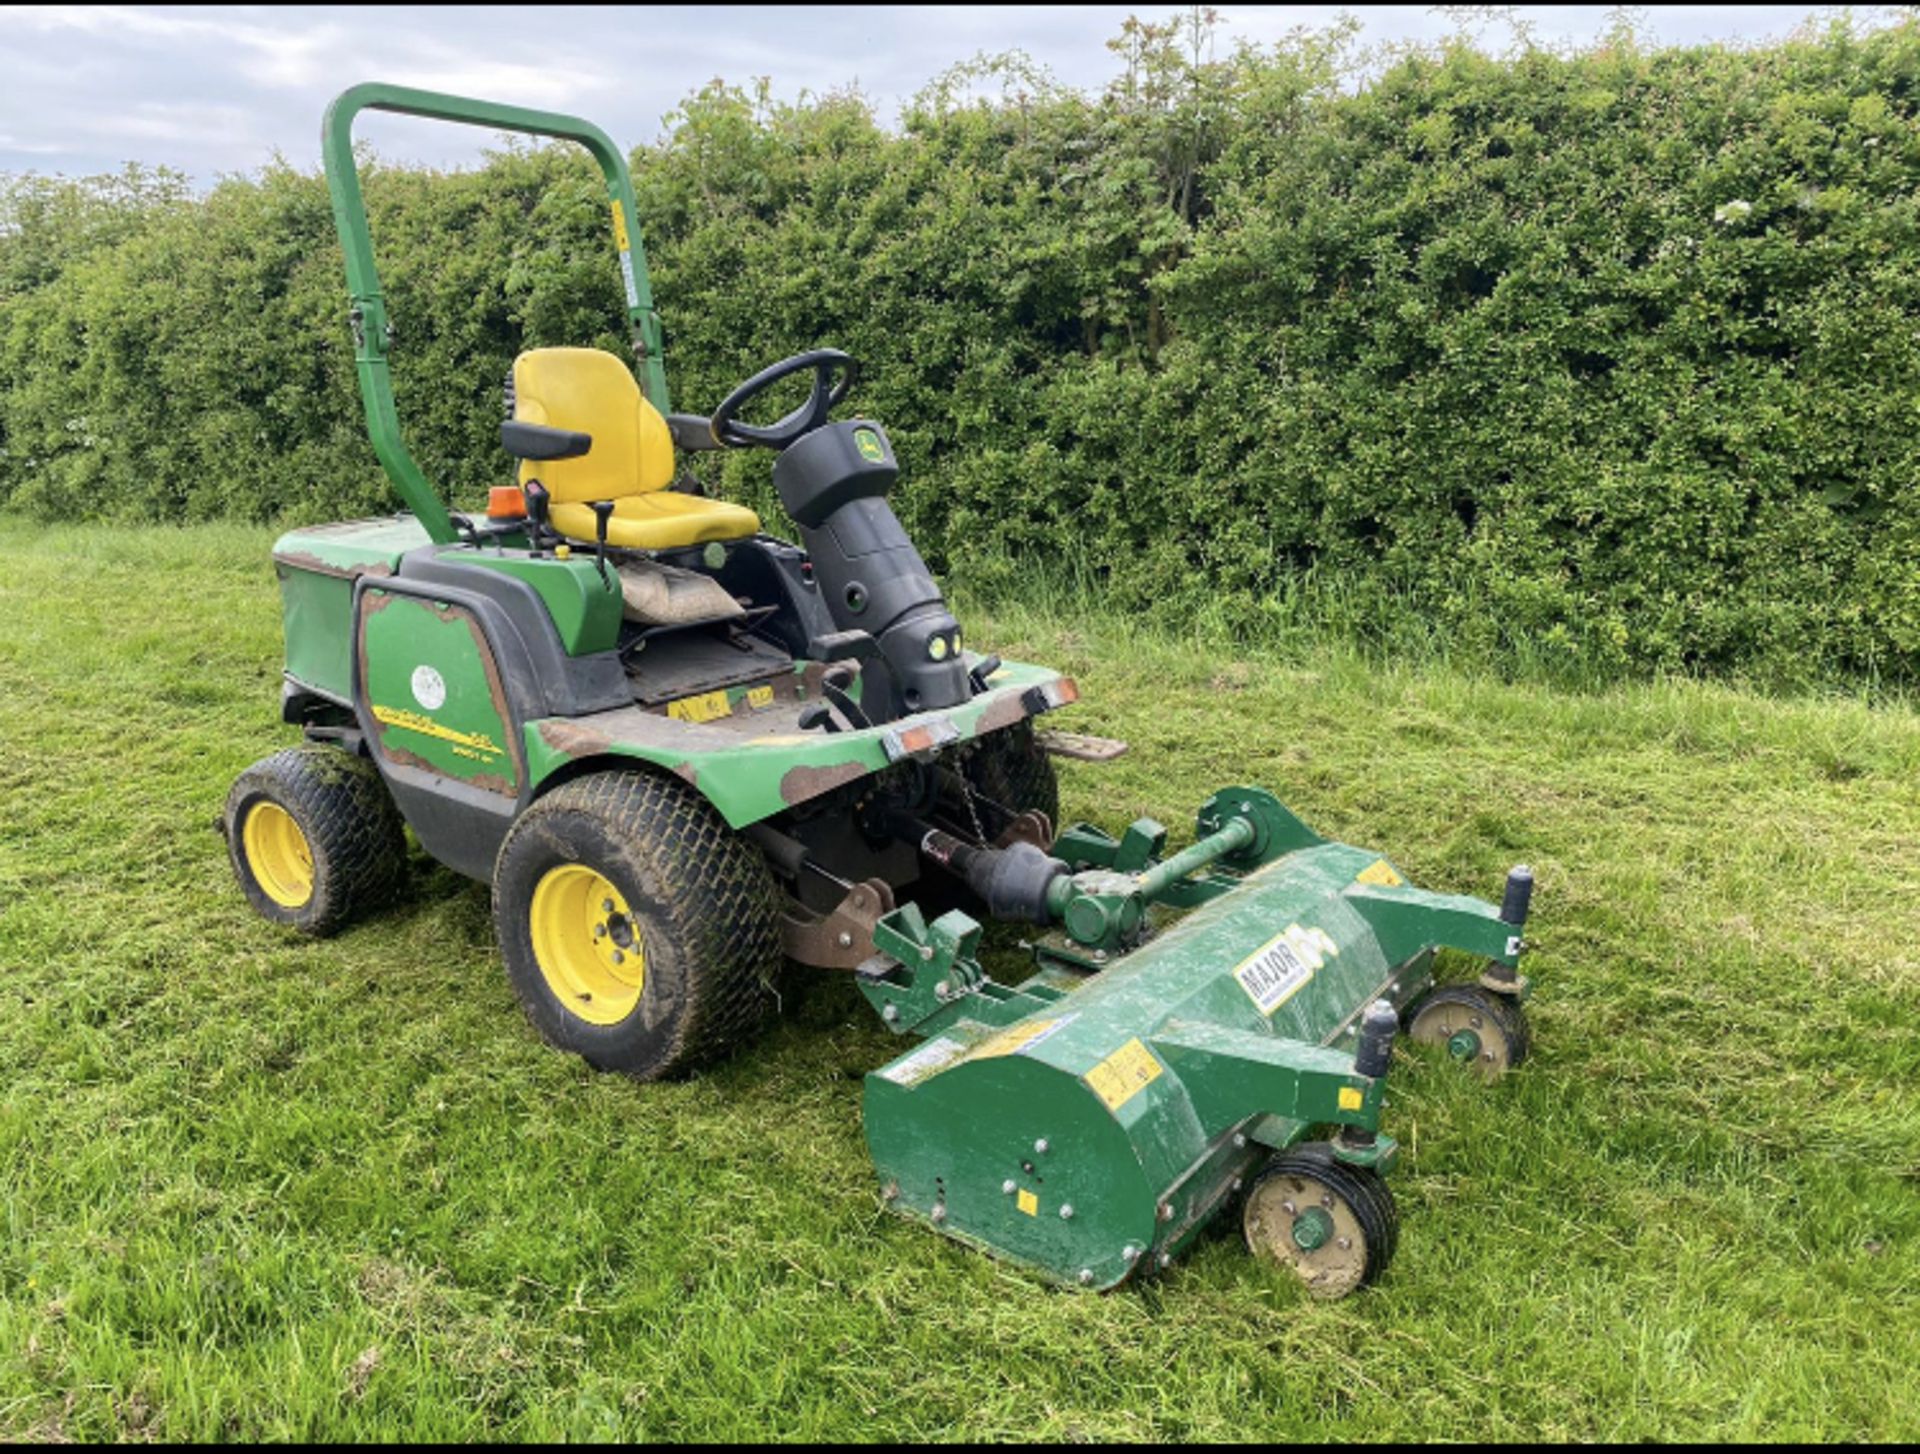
[224,83,1539,1299]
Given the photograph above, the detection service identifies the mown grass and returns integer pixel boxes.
[0,520,1916,1441]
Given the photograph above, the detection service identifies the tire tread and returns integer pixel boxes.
[494,770,780,1079]
[225,744,406,937]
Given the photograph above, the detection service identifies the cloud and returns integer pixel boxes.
[0,3,1875,184]
[4,4,346,82]
[0,132,72,156]
[93,101,255,145]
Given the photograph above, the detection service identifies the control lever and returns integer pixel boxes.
[523,478,552,556]
[798,702,840,734]
[967,653,1002,694]
[589,499,615,586]
[821,667,872,730]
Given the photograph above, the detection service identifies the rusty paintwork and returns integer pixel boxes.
[777,759,873,805]
[780,877,897,970]
[973,688,1036,736]
[535,717,701,790]
[520,655,1071,830]
[535,718,619,758]
[380,742,517,797]
[274,550,396,582]
[274,516,434,575]
[356,587,523,798]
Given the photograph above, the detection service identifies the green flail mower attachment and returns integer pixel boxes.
[857,787,1534,1297]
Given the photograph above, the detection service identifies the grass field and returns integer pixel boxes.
[1,521,1917,1441]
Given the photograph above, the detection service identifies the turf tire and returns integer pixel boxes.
[492,770,780,1080]
[961,721,1061,837]
[225,744,407,937]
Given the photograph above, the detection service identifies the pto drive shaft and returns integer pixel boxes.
[902,811,1258,946]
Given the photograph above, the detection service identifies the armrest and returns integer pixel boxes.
[501,420,592,461]
[667,413,725,452]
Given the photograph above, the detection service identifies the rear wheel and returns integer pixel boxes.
[1243,1142,1399,1299]
[1406,983,1531,1080]
[225,745,406,936]
[492,770,780,1079]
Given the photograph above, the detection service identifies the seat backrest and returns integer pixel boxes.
[510,347,674,502]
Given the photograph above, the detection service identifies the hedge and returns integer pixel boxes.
[3,11,1919,685]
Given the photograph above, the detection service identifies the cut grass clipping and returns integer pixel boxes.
[0,522,1915,1440]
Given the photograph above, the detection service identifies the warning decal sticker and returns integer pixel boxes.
[1355,858,1404,887]
[1085,1038,1163,1111]
[667,689,733,724]
[970,1014,1076,1061]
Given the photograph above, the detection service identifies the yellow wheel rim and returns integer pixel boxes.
[529,864,646,1026]
[243,801,314,909]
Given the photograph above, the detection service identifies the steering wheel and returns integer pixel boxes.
[710,348,859,451]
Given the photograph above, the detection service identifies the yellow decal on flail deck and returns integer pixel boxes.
[970,1014,1075,1062]
[1355,858,1404,887]
[1338,1086,1365,1112]
[1085,1038,1163,1111]
[1016,1189,1039,1217]
[1233,922,1340,1016]
[876,1035,967,1087]
[370,705,503,760]
[667,689,733,724]
[745,684,776,711]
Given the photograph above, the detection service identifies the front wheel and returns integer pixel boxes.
[492,771,781,1080]
[960,722,1060,840]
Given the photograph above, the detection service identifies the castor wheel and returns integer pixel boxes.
[1406,983,1531,1079]
[1242,1142,1399,1299]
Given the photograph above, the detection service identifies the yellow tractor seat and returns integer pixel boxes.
[548,490,759,550]
[508,346,761,551]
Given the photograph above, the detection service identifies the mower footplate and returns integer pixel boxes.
[1035,728,1129,762]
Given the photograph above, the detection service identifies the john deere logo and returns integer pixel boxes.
[411,664,447,711]
[854,428,885,462]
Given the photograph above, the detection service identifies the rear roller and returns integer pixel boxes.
[1406,983,1531,1079]
[1242,1142,1399,1300]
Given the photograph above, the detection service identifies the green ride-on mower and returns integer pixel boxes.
[225,83,1541,1299]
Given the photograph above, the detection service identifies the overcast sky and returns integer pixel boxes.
[0,4,1890,183]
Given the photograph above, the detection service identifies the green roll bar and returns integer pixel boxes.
[321,82,669,544]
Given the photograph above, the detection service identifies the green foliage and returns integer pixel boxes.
[3,11,1920,685]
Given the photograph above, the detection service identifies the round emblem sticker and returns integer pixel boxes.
[411,665,447,711]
